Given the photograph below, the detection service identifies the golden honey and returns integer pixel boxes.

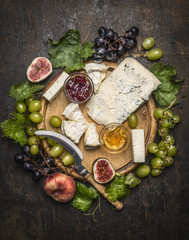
[103,126,127,150]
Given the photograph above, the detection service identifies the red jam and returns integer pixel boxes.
[66,75,91,102]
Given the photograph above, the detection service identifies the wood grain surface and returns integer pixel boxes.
[0,1,188,240]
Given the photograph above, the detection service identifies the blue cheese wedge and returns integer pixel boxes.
[84,62,109,93]
[84,123,100,149]
[43,72,69,102]
[132,129,145,163]
[86,58,161,125]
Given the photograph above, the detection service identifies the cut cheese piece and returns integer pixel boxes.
[62,103,88,125]
[43,72,69,102]
[61,120,88,144]
[84,62,109,93]
[132,129,145,163]
[86,58,161,125]
[84,123,100,149]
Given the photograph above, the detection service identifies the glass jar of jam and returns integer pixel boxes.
[63,73,94,104]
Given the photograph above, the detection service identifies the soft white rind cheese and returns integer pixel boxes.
[86,58,161,125]
[43,72,69,102]
[132,129,145,163]
[62,103,88,125]
[84,123,100,149]
[61,120,88,144]
[84,62,109,93]
[61,103,88,144]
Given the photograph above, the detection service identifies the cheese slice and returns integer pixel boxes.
[84,123,100,149]
[43,72,69,102]
[84,62,109,93]
[61,120,88,144]
[86,58,161,125]
[132,129,145,163]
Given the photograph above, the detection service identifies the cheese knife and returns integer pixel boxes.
[35,130,123,210]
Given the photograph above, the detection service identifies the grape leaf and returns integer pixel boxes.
[150,63,183,107]
[125,173,141,188]
[0,113,28,146]
[105,175,131,202]
[8,81,44,101]
[71,182,99,212]
[48,29,94,73]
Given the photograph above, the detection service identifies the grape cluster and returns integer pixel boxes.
[14,144,55,181]
[136,108,180,178]
[93,26,139,61]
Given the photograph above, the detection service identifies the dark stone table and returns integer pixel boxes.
[0,0,188,239]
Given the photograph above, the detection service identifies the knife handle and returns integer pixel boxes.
[85,173,123,210]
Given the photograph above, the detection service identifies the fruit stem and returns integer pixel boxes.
[163,95,186,111]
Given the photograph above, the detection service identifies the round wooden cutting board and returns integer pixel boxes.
[37,61,157,180]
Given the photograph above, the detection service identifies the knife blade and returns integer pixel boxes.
[35,130,88,176]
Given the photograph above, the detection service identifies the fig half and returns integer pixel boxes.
[92,158,115,184]
[26,57,52,82]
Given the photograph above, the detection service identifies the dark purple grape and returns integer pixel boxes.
[22,145,30,156]
[14,152,25,164]
[112,41,119,49]
[32,170,42,181]
[94,37,106,47]
[130,26,139,36]
[124,30,135,39]
[23,161,34,171]
[106,50,117,61]
[46,157,54,166]
[98,27,107,37]
[113,32,119,41]
[116,44,126,56]
[123,37,137,50]
[96,47,106,58]
[105,29,115,39]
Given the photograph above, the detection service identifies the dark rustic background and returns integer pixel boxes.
[0,0,189,240]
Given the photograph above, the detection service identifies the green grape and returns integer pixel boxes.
[25,95,36,107]
[142,37,155,50]
[61,152,75,166]
[136,165,150,178]
[29,112,43,123]
[164,135,175,145]
[151,157,164,168]
[158,140,167,150]
[158,127,169,137]
[162,156,174,167]
[30,144,39,155]
[173,114,181,123]
[28,136,38,146]
[153,108,164,119]
[15,101,27,113]
[29,100,42,112]
[168,121,175,129]
[147,48,163,60]
[50,144,64,157]
[163,109,174,119]
[128,113,138,128]
[155,149,166,158]
[47,138,57,146]
[159,117,170,128]
[167,145,177,156]
[147,143,158,153]
[151,169,162,177]
[49,116,62,128]
[26,126,37,136]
